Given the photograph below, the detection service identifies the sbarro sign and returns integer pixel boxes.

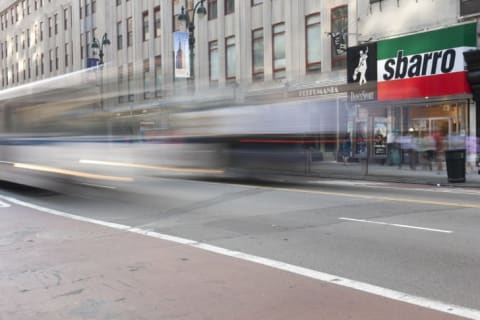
[377,23,477,101]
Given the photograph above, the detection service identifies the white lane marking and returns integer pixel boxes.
[0,200,11,208]
[339,217,453,234]
[0,194,478,320]
[79,182,117,190]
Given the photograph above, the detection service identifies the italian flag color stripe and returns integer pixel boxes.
[378,23,477,60]
[378,72,470,101]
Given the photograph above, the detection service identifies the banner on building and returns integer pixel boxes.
[377,23,477,101]
[347,42,378,102]
[174,31,190,78]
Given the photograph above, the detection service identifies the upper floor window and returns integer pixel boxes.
[154,6,161,38]
[155,55,162,97]
[225,36,236,80]
[272,22,286,79]
[54,14,58,35]
[251,0,263,6]
[252,28,264,81]
[117,21,123,50]
[127,17,133,47]
[306,13,321,72]
[225,0,234,15]
[116,0,121,6]
[64,8,69,30]
[40,21,44,41]
[460,0,480,16]
[208,0,217,20]
[209,40,219,81]
[142,11,149,41]
[48,17,52,37]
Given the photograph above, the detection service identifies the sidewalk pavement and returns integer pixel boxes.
[307,160,480,188]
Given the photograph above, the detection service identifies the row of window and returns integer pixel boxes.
[0,7,72,61]
[0,0,53,31]
[1,43,72,87]
[117,55,161,103]
[206,13,322,82]
[79,0,97,19]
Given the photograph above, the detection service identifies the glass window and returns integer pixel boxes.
[143,11,149,41]
[127,62,134,101]
[80,33,84,59]
[64,8,68,30]
[209,40,219,81]
[85,31,90,58]
[331,6,348,69]
[143,59,151,99]
[117,21,123,50]
[118,65,125,103]
[55,46,59,70]
[306,13,321,72]
[65,43,69,67]
[54,13,58,34]
[252,28,264,80]
[225,36,236,80]
[49,49,53,72]
[155,55,162,97]
[273,23,286,79]
[208,0,217,20]
[48,17,52,37]
[154,6,161,38]
[225,0,234,15]
[127,17,133,47]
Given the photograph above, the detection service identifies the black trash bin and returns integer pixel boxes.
[445,149,466,183]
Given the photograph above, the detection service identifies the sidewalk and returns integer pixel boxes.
[307,160,480,188]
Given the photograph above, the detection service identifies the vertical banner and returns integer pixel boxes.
[174,31,190,78]
[331,5,348,69]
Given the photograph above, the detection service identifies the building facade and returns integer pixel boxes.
[1,0,479,161]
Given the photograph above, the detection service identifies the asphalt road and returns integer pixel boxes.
[1,176,480,316]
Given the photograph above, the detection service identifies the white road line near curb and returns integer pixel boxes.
[1,194,479,320]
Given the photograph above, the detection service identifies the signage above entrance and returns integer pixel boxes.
[347,42,378,102]
[377,23,477,101]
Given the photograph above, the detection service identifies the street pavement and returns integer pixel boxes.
[0,195,476,320]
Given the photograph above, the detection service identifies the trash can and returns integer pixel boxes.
[445,149,466,183]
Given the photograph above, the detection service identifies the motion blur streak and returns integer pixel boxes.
[79,159,225,175]
[13,163,134,182]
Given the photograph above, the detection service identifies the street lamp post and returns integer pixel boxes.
[91,33,111,110]
[91,33,111,66]
[178,0,207,80]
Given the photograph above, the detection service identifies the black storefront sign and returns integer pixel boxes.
[347,42,378,102]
